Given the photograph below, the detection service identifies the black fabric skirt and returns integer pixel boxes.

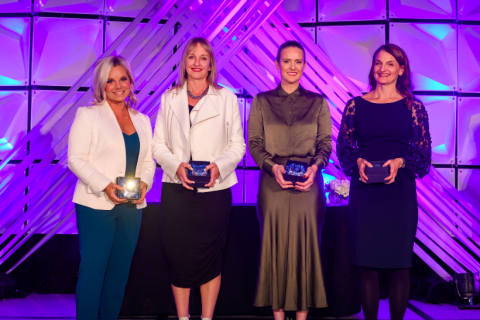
[159,183,232,288]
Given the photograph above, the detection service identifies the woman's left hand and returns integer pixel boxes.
[204,162,220,188]
[295,164,318,192]
[132,181,148,204]
[383,158,403,184]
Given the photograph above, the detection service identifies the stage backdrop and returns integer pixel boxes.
[0,1,478,234]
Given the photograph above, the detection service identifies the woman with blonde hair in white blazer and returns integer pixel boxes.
[68,55,155,320]
[153,37,245,320]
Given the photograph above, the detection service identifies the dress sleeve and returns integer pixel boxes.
[312,97,332,169]
[401,100,432,179]
[247,95,277,175]
[336,98,362,176]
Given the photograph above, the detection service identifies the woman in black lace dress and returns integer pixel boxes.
[337,44,431,320]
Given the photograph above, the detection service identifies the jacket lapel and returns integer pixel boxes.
[191,86,220,127]
[169,86,190,142]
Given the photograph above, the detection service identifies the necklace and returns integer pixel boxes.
[187,83,209,100]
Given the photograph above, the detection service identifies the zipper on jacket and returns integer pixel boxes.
[226,121,229,146]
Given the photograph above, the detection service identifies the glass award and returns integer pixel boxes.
[186,161,211,188]
[283,160,308,183]
[116,177,141,200]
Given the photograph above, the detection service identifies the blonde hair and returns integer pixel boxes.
[174,37,221,91]
[92,55,138,108]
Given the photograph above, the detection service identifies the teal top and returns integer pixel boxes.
[123,132,140,177]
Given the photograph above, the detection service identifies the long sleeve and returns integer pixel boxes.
[336,98,362,176]
[139,113,156,192]
[401,100,432,179]
[312,98,332,169]
[248,95,277,175]
[213,95,246,180]
[68,107,111,196]
[152,93,183,182]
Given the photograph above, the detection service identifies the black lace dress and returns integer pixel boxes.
[337,97,431,268]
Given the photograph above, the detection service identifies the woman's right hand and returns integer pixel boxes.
[357,158,373,183]
[104,183,128,204]
[272,164,294,189]
[176,162,195,190]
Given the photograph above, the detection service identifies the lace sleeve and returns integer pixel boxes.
[401,100,432,179]
[336,98,362,176]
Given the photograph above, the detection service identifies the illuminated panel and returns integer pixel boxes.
[105,0,152,18]
[244,169,259,204]
[458,169,480,216]
[31,90,84,159]
[0,164,25,234]
[32,17,103,86]
[146,167,163,203]
[105,20,165,75]
[232,169,244,204]
[390,23,457,91]
[435,168,455,188]
[282,0,316,23]
[316,24,385,92]
[33,0,104,14]
[0,0,31,13]
[389,0,455,19]
[318,0,386,22]
[237,97,245,166]
[421,96,456,164]
[0,91,28,160]
[458,25,480,93]
[0,18,30,86]
[244,98,257,167]
[458,0,480,21]
[458,97,480,165]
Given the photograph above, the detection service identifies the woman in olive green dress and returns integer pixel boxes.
[248,41,332,319]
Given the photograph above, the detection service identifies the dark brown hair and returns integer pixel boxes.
[276,40,306,63]
[368,44,414,109]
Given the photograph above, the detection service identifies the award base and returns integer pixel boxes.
[116,177,141,200]
[186,161,211,188]
[365,161,390,184]
[283,160,308,184]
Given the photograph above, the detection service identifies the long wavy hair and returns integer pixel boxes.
[173,37,221,91]
[368,44,414,109]
[92,55,138,108]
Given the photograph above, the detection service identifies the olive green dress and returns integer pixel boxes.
[248,85,332,311]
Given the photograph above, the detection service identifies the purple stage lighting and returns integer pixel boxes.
[0,18,30,86]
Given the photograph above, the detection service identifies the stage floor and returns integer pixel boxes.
[0,294,479,319]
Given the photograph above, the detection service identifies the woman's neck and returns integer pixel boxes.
[371,83,403,100]
[106,98,127,114]
[280,80,300,94]
[188,78,209,95]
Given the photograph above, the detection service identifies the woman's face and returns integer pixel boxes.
[373,50,404,86]
[276,46,306,85]
[104,65,131,105]
[185,42,211,82]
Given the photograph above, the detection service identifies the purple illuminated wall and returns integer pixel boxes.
[0,0,479,235]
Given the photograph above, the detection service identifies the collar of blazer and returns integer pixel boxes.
[98,100,144,137]
[169,83,221,141]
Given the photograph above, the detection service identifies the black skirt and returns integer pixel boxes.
[159,183,232,288]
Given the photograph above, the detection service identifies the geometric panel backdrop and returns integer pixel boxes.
[232,169,244,204]
[318,0,386,21]
[436,167,455,188]
[458,169,480,215]
[32,17,103,86]
[105,0,152,17]
[282,0,316,22]
[0,0,31,13]
[33,0,104,15]
[458,97,480,165]
[0,91,28,160]
[244,170,260,204]
[390,23,457,91]
[422,96,456,164]
[389,0,456,19]
[458,0,480,21]
[458,25,480,92]
[316,24,385,91]
[244,98,256,167]
[0,18,31,86]
[31,90,85,159]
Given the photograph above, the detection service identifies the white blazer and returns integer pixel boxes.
[153,84,245,192]
[68,101,156,210]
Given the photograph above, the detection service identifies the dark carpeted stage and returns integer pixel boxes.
[2,204,386,317]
